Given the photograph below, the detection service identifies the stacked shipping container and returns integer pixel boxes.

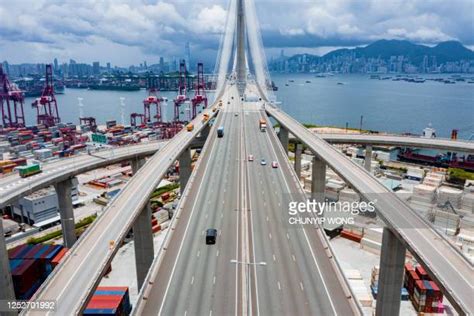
[7,244,68,299]
[405,263,444,313]
[84,287,132,315]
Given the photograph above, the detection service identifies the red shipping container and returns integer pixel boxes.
[86,298,121,309]
[96,286,129,292]
[429,281,443,300]
[51,248,68,267]
[152,225,161,233]
[416,265,429,280]
[340,230,362,242]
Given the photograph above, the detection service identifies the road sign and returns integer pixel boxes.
[92,133,107,144]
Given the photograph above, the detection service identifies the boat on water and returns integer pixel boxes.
[398,149,474,172]
[15,78,65,97]
[337,82,344,85]
[305,80,311,83]
[88,84,140,91]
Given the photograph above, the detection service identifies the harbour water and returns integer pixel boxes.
[24,73,473,139]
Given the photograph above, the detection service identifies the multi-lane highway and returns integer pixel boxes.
[0,141,165,208]
[135,84,360,315]
[136,85,242,315]
[267,105,474,314]
[243,105,358,314]
[26,101,218,315]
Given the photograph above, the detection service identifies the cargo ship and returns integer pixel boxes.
[398,149,474,172]
[14,78,65,97]
[88,83,140,91]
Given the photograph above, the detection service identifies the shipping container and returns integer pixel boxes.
[16,164,42,178]
[51,248,68,267]
[11,259,43,295]
[11,245,34,259]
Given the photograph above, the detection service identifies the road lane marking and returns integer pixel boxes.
[191,276,194,285]
[277,281,281,290]
[300,282,304,291]
[262,111,338,314]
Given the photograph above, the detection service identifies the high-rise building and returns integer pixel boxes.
[93,61,100,75]
[106,62,111,72]
[159,57,164,72]
[53,58,59,73]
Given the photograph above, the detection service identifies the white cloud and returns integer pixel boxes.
[0,0,472,65]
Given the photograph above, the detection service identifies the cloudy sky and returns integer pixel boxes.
[1,0,473,67]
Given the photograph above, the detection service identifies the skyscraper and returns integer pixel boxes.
[159,57,164,72]
[93,61,100,75]
[53,58,59,74]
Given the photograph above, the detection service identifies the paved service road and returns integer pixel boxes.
[267,105,474,315]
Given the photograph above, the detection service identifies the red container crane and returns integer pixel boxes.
[191,63,208,119]
[130,113,146,127]
[144,76,164,124]
[0,65,25,128]
[174,61,189,123]
[32,64,60,127]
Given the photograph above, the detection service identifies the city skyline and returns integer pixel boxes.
[1,0,473,67]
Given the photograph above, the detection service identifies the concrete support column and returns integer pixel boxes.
[364,145,372,172]
[55,178,76,248]
[376,227,406,316]
[19,204,25,224]
[294,143,303,179]
[278,126,289,155]
[311,155,326,202]
[179,147,192,194]
[131,158,146,175]
[0,220,16,308]
[199,124,210,140]
[133,203,154,290]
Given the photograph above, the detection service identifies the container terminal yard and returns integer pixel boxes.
[1,0,474,315]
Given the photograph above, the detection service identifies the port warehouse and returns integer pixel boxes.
[10,179,79,226]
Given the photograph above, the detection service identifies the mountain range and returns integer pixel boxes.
[285,40,474,64]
